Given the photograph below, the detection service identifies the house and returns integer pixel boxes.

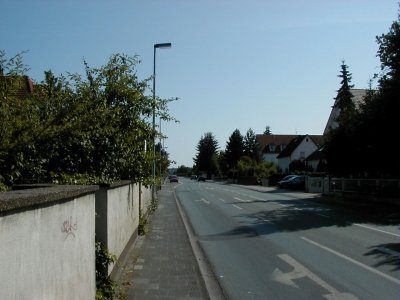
[305,146,326,172]
[323,89,368,135]
[256,88,369,174]
[256,134,298,166]
[306,88,369,172]
[276,135,323,173]
[256,134,324,170]
[0,73,35,100]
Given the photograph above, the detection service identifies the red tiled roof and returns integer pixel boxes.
[0,75,34,99]
[256,134,297,153]
[256,134,324,154]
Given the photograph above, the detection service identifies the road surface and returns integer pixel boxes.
[172,177,400,300]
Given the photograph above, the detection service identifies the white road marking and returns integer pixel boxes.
[301,236,400,285]
[272,254,359,299]
[219,198,226,202]
[234,197,249,202]
[261,218,272,224]
[315,213,330,218]
[352,223,400,238]
[249,195,264,201]
[232,204,243,210]
[195,198,210,204]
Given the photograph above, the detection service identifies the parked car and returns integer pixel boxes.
[277,175,306,190]
[278,174,296,183]
[169,175,178,183]
[190,175,197,180]
[197,175,206,182]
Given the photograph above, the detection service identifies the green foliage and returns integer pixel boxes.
[326,12,400,178]
[193,132,219,176]
[289,159,310,173]
[95,240,123,300]
[237,156,276,182]
[224,129,244,169]
[263,125,272,135]
[0,51,177,185]
[138,209,149,236]
[333,60,355,115]
[0,181,10,191]
[176,165,192,176]
[243,128,260,162]
[255,160,277,181]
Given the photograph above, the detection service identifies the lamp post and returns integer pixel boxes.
[152,43,171,198]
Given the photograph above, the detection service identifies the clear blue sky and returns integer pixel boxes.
[2,0,398,167]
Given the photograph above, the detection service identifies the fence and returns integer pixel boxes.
[306,177,400,204]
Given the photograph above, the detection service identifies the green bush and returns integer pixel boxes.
[95,240,122,300]
[0,51,178,186]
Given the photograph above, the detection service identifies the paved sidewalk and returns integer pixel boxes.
[115,184,211,300]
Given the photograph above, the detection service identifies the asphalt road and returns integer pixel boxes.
[173,177,400,300]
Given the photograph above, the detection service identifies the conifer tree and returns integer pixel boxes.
[193,132,219,176]
[224,129,244,169]
[334,60,355,125]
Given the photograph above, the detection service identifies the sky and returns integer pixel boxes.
[1,0,398,168]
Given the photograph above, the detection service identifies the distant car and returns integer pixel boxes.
[280,174,297,181]
[190,175,197,180]
[197,176,206,182]
[169,175,178,183]
[277,175,306,190]
[277,175,297,186]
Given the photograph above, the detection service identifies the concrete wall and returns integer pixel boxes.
[0,185,98,300]
[0,181,155,298]
[95,181,152,274]
[140,183,153,216]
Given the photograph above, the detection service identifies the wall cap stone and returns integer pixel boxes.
[99,180,132,189]
[0,184,99,214]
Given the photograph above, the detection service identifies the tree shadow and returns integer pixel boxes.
[364,243,400,271]
[197,195,400,271]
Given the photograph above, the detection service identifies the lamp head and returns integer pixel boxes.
[154,43,172,49]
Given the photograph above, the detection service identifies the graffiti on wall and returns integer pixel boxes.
[61,216,78,238]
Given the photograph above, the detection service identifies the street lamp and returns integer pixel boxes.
[152,42,171,197]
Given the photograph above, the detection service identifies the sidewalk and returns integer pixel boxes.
[113,184,212,300]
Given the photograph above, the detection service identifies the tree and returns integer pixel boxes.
[264,126,271,135]
[176,165,191,176]
[357,9,400,177]
[334,60,355,123]
[193,132,219,177]
[243,128,260,162]
[0,51,177,186]
[325,10,400,178]
[224,129,244,170]
[325,61,358,176]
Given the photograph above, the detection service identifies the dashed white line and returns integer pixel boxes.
[249,195,265,201]
[315,213,330,218]
[232,204,243,210]
[234,197,249,202]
